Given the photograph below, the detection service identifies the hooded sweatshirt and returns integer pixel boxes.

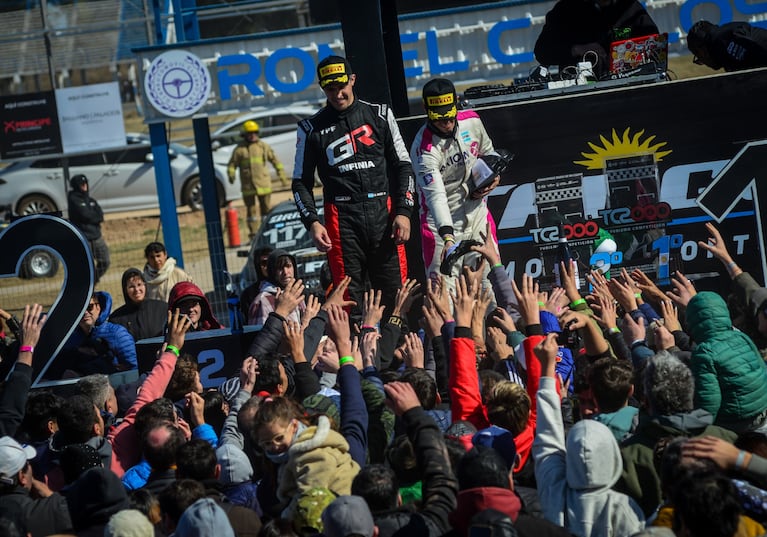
[535,376,645,537]
[167,281,223,331]
[109,268,168,341]
[60,291,137,372]
[175,497,235,537]
[247,249,304,326]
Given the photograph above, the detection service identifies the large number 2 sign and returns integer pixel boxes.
[0,215,94,386]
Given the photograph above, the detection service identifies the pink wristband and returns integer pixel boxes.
[19,345,34,353]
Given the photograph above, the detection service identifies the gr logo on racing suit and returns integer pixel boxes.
[326,124,375,166]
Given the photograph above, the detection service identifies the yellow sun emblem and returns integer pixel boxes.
[574,127,672,170]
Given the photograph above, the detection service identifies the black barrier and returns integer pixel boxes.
[136,327,261,389]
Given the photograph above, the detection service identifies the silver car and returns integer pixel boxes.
[0,133,240,216]
[207,105,319,181]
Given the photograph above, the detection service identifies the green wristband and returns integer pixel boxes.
[165,344,180,357]
[338,356,355,367]
[570,298,586,308]
[493,262,504,269]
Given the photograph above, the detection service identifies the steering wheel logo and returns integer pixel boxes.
[145,50,211,118]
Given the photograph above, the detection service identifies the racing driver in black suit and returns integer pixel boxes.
[292,55,416,315]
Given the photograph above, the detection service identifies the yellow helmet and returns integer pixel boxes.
[242,120,260,134]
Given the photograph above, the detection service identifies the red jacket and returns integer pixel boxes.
[449,326,549,472]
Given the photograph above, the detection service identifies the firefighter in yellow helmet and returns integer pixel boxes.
[227,120,289,238]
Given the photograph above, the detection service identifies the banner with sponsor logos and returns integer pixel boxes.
[400,69,767,293]
[0,91,62,159]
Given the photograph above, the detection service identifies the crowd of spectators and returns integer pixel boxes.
[1,221,767,537]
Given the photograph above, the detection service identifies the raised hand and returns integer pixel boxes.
[275,279,305,318]
[560,259,582,303]
[239,356,259,394]
[403,331,425,369]
[185,391,205,427]
[698,222,732,263]
[659,299,682,332]
[393,279,422,317]
[283,320,306,363]
[544,287,569,315]
[360,329,380,368]
[322,275,356,311]
[469,222,501,266]
[608,273,638,313]
[384,381,422,416]
[666,271,697,308]
[453,274,477,327]
[21,303,46,347]
[362,289,385,328]
[421,298,444,339]
[487,326,514,360]
[592,295,618,331]
[654,322,675,350]
[463,258,486,295]
[326,303,352,356]
[511,273,540,327]
[301,294,321,330]
[630,268,667,305]
[166,308,193,351]
[533,332,559,378]
[621,313,646,347]
[495,307,518,334]
[426,275,452,321]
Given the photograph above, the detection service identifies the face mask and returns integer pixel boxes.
[265,449,289,464]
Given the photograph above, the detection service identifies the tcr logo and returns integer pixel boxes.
[598,202,671,225]
[326,124,375,165]
[530,221,600,243]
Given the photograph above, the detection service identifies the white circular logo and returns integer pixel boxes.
[144,50,211,118]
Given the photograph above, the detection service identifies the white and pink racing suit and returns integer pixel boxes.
[410,109,501,282]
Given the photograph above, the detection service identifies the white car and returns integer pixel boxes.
[207,105,319,180]
[0,133,240,216]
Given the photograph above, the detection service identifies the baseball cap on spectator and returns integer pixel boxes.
[472,425,517,471]
[321,495,375,537]
[317,56,352,88]
[0,436,36,483]
[175,498,234,537]
[216,444,253,486]
[422,78,458,121]
[105,509,154,537]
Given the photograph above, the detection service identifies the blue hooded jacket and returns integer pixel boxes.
[63,291,137,370]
